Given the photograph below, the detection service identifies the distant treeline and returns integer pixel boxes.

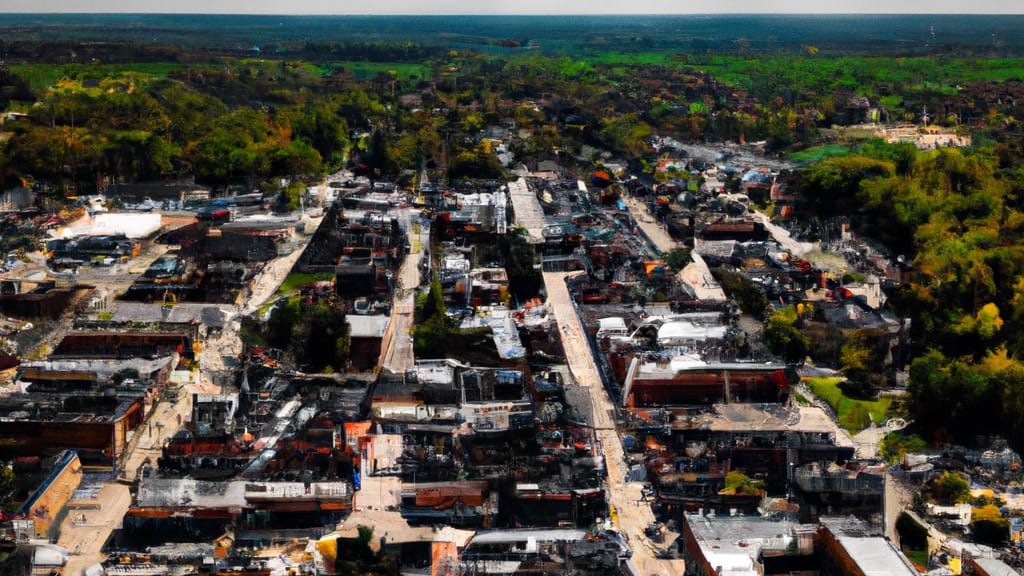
[2,14,1024,57]
[0,40,448,66]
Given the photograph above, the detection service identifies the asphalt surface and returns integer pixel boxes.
[380,210,427,373]
[544,270,674,569]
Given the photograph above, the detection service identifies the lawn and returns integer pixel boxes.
[324,61,431,81]
[10,62,187,92]
[807,377,893,433]
[258,272,336,314]
[787,144,851,164]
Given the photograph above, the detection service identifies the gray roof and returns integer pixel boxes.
[112,303,235,329]
[974,557,1022,576]
[467,528,587,545]
[136,478,248,508]
[821,518,917,576]
[21,355,176,381]
[685,514,798,557]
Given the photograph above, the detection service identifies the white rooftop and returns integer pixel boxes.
[346,314,390,339]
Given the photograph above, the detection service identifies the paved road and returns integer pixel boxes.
[623,196,683,255]
[380,212,427,373]
[544,271,670,568]
[54,227,317,575]
[242,234,317,315]
[58,379,205,576]
[58,481,131,576]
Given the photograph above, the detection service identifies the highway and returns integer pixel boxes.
[544,271,681,573]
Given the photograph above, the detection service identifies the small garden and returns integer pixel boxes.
[806,377,893,433]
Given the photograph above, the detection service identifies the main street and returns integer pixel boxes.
[380,209,428,373]
[623,195,684,255]
[55,215,319,576]
[58,378,210,576]
[544,271,683,573]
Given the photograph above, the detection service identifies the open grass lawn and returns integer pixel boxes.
[275,272,336,297]
[10,62,187,91]
[325,61,432,81]
[904,549,929,570]
[788,144,852,163]
[256,272,336,315]
[807,377,893,433]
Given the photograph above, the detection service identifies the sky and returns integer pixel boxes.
[1,0,1022,15]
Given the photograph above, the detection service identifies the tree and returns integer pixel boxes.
[265,299,301,351]
[879,433,927,464]
[712,267,769,316]
[0,464,15,510]
[927,472,970,506]
[840,328,888,392]
[801,155,894,217]
[896,512,929,551]
[971,504,1010,546]
[357,129,399,180]
[290,102,349,169]
[447,146,505,181]
[722,470,765,495]
[764,307,808,364]
[294,302,350,373]
[664,248,692,272]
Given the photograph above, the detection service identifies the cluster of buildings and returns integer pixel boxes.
[1,120,1021,576]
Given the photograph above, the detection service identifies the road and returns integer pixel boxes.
[55,223,319,576]
[380,212,428,373]
[57,378,209,576]
[242,229,319,315]
[544,271,673,569]
[623,195,683,255]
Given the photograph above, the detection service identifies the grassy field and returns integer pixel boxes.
[904,549,929,570]
[807,377,893,433]
[274,272,336,296]
[787,144,852,163]
[10,62,187,91]
[324,61,432,81]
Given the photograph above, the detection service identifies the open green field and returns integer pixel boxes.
[787,144,852,163]
[9,62,187,91]
[807,377,893,433]
[676,55,1024,90]
[324,61,432,81]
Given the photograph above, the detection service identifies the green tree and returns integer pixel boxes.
[879,433,927,464]
[722,470,765,495]
[265,299,301,351]
[971,504,1010,546]
[664,248,692,272]
[927,472,970,505]
[712,267,769,315]
[840,328,888,391]
[896,512,929,551]
[293,302,351,372]
[764,306,808,364]
[0,464,15,510]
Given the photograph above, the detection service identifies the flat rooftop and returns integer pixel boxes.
[663,403,854,446]
[822,518,917,576]
[685,514,802,576]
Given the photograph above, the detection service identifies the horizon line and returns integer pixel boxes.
[2,11,1024,16]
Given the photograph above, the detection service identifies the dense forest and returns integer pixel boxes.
[1,27,1024,450]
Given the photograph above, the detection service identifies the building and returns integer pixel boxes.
[682,513,817,576]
